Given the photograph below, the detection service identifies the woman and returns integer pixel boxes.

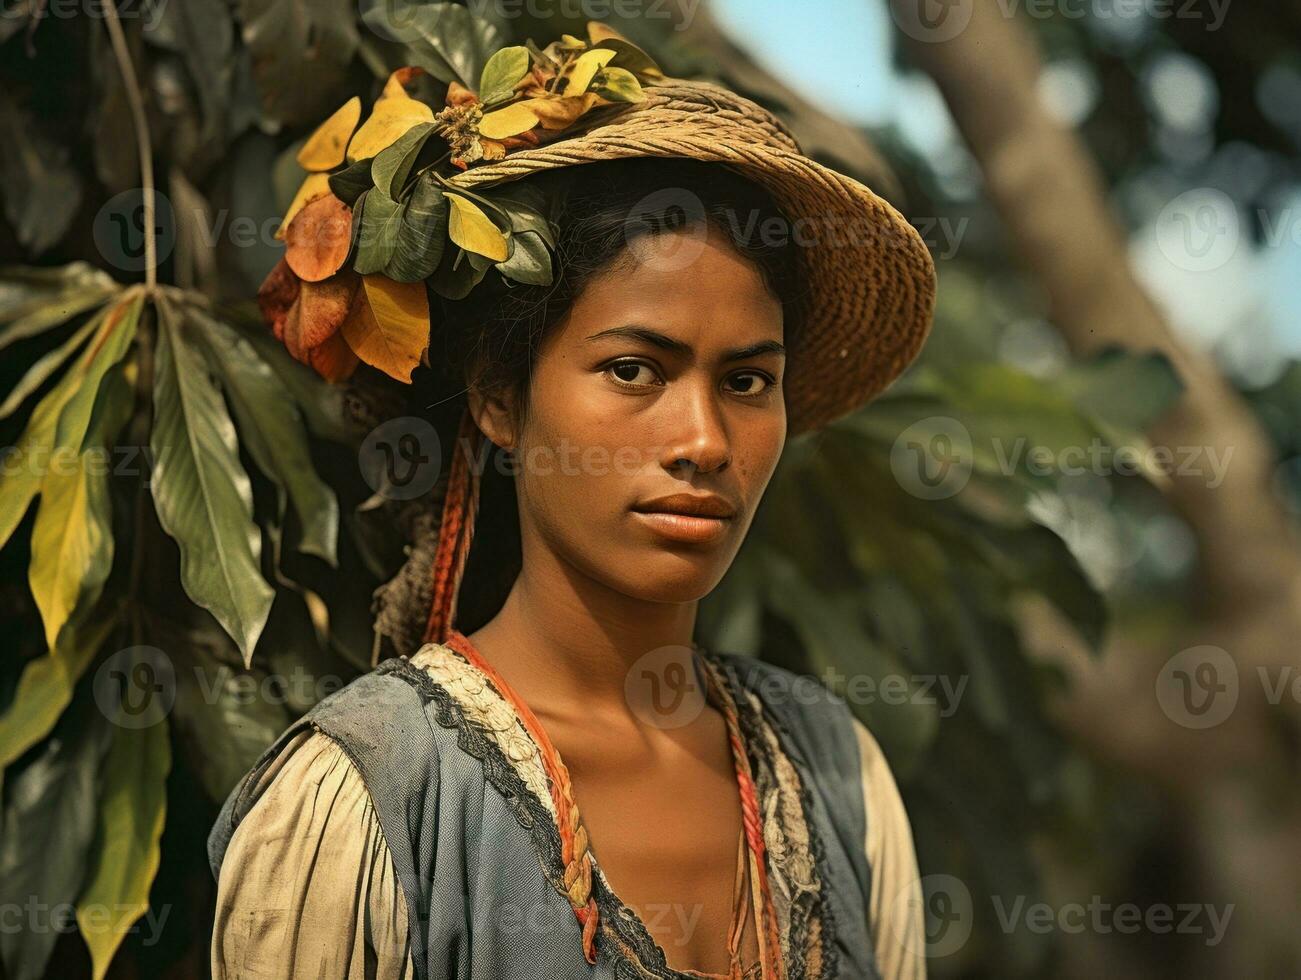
[209,70,935,980]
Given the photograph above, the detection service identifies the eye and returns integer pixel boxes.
[724,370,776,397]
[604,359,663,389]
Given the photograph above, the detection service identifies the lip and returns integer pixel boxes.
[630,493,737,544]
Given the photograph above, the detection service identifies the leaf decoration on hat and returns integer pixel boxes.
[259,19,664,384]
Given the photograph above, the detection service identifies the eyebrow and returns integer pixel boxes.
[583,325,786,362]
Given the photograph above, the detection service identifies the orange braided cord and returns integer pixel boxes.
[443,630,600,963]
[423,410,481,645]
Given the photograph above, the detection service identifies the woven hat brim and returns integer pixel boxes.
[448,82,937,435]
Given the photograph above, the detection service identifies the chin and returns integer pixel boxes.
[609,549,734,605]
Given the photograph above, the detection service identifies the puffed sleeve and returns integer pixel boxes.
[852,717,927,980]
[210,729,415,980]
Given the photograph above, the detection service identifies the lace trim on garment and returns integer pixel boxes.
[707,658,841,980]
[375,647,836,978]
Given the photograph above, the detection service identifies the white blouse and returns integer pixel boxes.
[212,703,926,979]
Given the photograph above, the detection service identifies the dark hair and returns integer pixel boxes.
[408,156,806,629]
[423,154,807,412]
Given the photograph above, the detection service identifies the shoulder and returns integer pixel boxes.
[211,730,414,978]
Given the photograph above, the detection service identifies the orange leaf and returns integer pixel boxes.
[346,275,429,383]
[446,80,479,107]
[282,273,358,363]
[257,257,301,342]
[308,329,361,382]
[285,195,353,283]
[297,97,362,171]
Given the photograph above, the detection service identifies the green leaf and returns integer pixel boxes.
[360,0,502,89]
[0,286,118,355]
[0,306,108,421]
[353,189,404,275]
[76,718,171,980]
[226,310,356,445]
[478,45,530,105]
[0,610,120,770]
[0,694,113,980]
[429,246,488,300]
[384,174,448,283]
[327,157,374,207]
[590,66,644,103]
[166,629,293,800]
[191,309,339,566]
[1059,347,1184,433]
[0,91,83,254]
[487,183,556,245]
[149,294,274,665]
[236,0,359,126]
[496,230,552,286]
[590,37,664,79]
[370,121,437,199]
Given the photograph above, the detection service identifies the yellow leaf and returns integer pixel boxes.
[77,718,170,980]
[587,20,629,44]
[296,96,362,171]
[349,276,430,383]
[275,173,333,240]
[479,102,539,140]
[565,48,617,95]
[446,194,508,261]
[520,93,599,131]
[347,97,435,163]
[30,455,103,651]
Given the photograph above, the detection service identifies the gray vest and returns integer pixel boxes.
[208,652,881,979]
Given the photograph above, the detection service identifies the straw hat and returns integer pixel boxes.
[444,75,937,437]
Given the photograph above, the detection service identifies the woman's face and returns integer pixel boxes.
[483,221,789,603]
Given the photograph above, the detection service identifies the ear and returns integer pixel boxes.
[466,382,519,451]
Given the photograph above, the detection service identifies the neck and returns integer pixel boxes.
[466,535,698,719]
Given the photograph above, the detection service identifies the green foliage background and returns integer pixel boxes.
[2,2,1294,978]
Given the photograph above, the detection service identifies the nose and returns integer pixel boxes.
[662,379,731,476]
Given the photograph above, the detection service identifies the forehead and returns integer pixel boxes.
[551,224,786,349]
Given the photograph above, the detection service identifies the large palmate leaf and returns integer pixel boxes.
[149,295,274,664]
[0,289,131,552]
[0,308,108,420]
[0,275,119,354]
[191,307,339,566]
[0,694,113,980]
[76,717,171,980]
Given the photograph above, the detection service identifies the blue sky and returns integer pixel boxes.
[712,0,1301,380]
